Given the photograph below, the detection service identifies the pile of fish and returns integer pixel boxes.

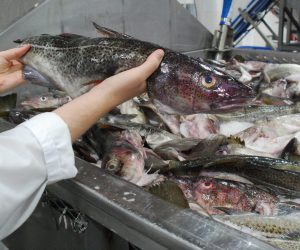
[4,23,300,249]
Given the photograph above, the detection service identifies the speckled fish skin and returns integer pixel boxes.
[216,213,300,240]
[170,176,278,215]
[19,33,255,114]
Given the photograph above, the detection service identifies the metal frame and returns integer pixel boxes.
[237,7,275,49]
[278,0,300,51]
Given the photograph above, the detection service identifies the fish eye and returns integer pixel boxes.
[66,96,72,101]
[201,74,217,89]
[105,158,122,173]
[40,96,47,102]
[202,181,213,189]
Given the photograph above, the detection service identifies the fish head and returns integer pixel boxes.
[191,177,253,214]
[148,55,256,114]
[21,94,71,109]
[102,142,144,183]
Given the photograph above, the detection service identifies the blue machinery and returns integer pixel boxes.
[231,0,276,45]
[216,0,276,59]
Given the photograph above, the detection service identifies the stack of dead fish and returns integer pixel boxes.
[5,23,300,249]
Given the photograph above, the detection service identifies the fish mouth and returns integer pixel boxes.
[21,101,37,109]
[210,97,256,112]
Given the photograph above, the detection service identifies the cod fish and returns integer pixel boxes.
[170,176,278,215]
[17,23,255,114]
[21,91,71,110]
[169,155,300,197]
[91,128,161,186]
[215,213,300,240]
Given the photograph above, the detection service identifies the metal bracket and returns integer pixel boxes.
[42,192,89,234]
[238,8,275,49]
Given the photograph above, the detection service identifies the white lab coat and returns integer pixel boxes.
[0,113,77,240]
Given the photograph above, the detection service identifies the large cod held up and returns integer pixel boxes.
[17,23,255,114]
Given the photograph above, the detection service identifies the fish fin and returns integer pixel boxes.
[148,180,190,208]
[23,65,56,89]
[213,207,244,215]
[13,39,24,44]
[280,138,297,160]
[92,22,132,39]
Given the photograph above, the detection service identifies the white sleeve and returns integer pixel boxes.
[0,112,77,240]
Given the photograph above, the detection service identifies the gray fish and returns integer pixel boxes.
[216,103,300,123]
[90,127,161,186]
[154,138,204,161]
[21,92,71,109]
[17,24,255,114]
[168,155,300,197]
[96,121,180,149]
[170,176,278,215]
[153,135,227,162]
[215,213,300,240]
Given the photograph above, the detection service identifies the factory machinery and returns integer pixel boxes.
[1,0,300,249]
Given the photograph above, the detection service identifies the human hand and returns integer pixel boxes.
[0,45,31,93]
[91,49,165,106]
[54,49,165,142]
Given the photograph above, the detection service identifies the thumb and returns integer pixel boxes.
[138,49,164,78]
[0,45,31,61]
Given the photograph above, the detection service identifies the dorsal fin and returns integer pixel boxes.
[92,22,132,39]
[13,39,24,44]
